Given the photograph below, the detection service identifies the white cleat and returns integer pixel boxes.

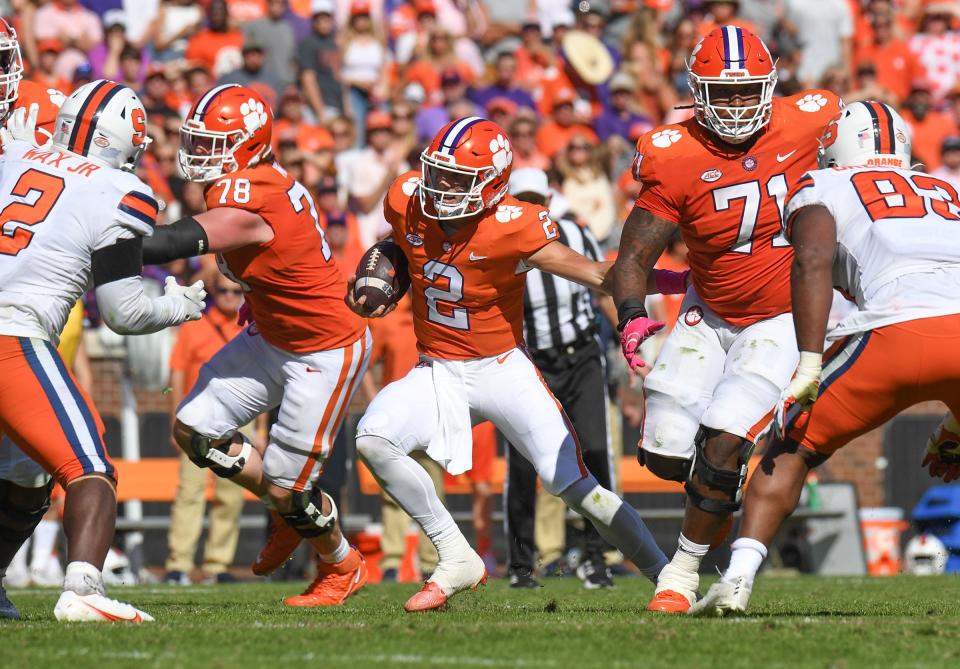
[688,576,752,617]
[54,590,154,623]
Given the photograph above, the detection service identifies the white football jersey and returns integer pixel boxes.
[785,165,960,338]
[0,140,157,343]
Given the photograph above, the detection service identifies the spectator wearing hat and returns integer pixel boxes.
[535,88,599,160]
[392,0,440,66]
[243,0,298,89]
[274,87,335,186]
[403,29,475,106]
[902,78,959,170]
[335,110,408,248]
[71,63,94,93]
[340,0,389,145]
[469,52,537,113]
[780,0,854,88]
[140,66,179,119]
[537,29,614,118]
[32,40,70,94]
[595,70,653,143]
[414,67,482,143]
[185,0,244,78]
[853,4,921,104]
[33,0,103,82]
[932,136,960,190]
[144,0,204,63]
[316,175,366,271]
[910,2,960,102]
[485,97,519,133]
[218,36,285,109]
[298,0,345,123]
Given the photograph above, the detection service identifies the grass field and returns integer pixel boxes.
[3,575,960,668]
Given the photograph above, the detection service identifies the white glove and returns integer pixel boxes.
[164,276,207,322]
[0,102,39,148]
[773,351,823,440]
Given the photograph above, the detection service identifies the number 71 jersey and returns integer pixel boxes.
[633,90,842,326]
[209,162,364,353]
[384,171,556,360]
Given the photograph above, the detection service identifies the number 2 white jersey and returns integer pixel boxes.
[784,165,960,338]
[0,140,157,343]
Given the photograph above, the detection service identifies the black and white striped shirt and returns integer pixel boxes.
[523,216,602,352]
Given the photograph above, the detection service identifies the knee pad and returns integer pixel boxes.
[280,487,338,539]
[685,427,754,515]
[0,479,53,560]
[638,449,691,483]
[560,477,623,527]
[184,433,252,479]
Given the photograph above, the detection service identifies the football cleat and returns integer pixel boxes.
[647,562,699,613]
[53,590,154,622]
[404,549,487,612]
[283,548,367,607]
[0,585,20,620]
[508,568,540,589]
[688,576,752,616]
[577,557,614,590]
[922,412,960,483]
[647,589,693,613]
[252,510,302,576]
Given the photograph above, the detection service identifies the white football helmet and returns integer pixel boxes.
[904,533,949,576]
[818,101,911,170]
[51,79,152,171]
[0,18,24,121]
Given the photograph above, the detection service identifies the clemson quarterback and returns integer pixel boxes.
[611,26,841,612]
[350,116,670,612]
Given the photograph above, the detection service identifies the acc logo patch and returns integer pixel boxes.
[796,93,828,113]
[406,233,424,247]
[684,306,704,326]
[650,129,681,149]
[700,168,722,182]
[495,204,523,223]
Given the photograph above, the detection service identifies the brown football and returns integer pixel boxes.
[353,240,410,314]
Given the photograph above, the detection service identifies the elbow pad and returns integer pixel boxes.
[142,216,209,265]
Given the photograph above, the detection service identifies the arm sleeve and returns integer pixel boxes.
[95,276,188,336]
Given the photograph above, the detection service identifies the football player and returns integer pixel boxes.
[611,26,842,613]
[350,116,670,612]
[141,85,371,607]
[0,79,207,622]
[693,101,960,614]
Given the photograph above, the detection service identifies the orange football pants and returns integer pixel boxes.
[0,335,113,486]
[787,314,960,455]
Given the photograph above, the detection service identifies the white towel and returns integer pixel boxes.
[425,358,473,475]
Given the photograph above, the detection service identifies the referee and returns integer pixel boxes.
[505,168,616,589]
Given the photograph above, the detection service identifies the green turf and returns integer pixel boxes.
[3,576,960,668]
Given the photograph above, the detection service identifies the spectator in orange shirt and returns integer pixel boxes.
[403,29,474,105]
[901,79,959,170]
[316,176,365,272]
[32,41,70,94]
[165,274,260,585]
[273,86,334,155]
[535,88,599,160]
[185,0,244,78]
[696,1,761,38]
[854,6,921,103]
[515,21,555,95]
[510,115,550,171]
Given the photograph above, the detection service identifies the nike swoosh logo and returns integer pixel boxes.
[306,367,323,373]
[82,601,142,622]
[469,252,487,261]
[496,351,514,364]
[777,150,798,162]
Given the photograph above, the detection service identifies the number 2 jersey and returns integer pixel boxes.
[384,171,555,360]
[208,162,365,353]
[784,165,960,338]
[0,140,157,343]
[633,90,842,326]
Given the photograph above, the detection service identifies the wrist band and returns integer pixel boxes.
[616,298,648,332]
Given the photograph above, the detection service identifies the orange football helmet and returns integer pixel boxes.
[420,116,513,221]
[179,84,273,182]
[0,18,24,120]
[687,27,777,144]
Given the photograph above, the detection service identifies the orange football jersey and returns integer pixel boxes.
[384,171,557,360]
[633,90,842,326]
[208,162,365,353]
[8,80,62,145]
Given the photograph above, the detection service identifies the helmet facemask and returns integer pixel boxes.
[178,120,251,182]
[688,70,776,144]
[419,152,502,221]
[0,28,23,121]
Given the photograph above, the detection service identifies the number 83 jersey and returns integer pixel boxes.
[633,90,842,326]
[385,171,556,360]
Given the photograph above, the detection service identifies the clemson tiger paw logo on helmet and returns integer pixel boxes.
[495,204,523,223]
[489,134,513,173]
[651,129,681,148]
[796,94,828,113]
[239,98,268,133]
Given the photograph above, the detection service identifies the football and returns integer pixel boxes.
[353,240,410,314]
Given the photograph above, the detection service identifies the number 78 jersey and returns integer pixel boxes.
[384,171,557,360]
[633,90,842,326]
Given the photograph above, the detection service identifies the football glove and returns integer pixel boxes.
[164,276,206,322]
[922,412,960,483]
[773,351,822,440]
[619,316,666,372]
[0,102,39,147]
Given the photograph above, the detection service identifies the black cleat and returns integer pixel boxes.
[509,568,540,588]
[0,585,20,620]
[576,557,614,590]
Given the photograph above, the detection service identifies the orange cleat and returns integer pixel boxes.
[647,589,693,614]
[252,510,302,576]
[283,548,368,607]
[403,572,487,613]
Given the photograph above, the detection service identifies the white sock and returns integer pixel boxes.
[63,561,104,596]
[672,533,710,574]
[723,537,767,585]
[319,535,350,564]
[30,520,59,571]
